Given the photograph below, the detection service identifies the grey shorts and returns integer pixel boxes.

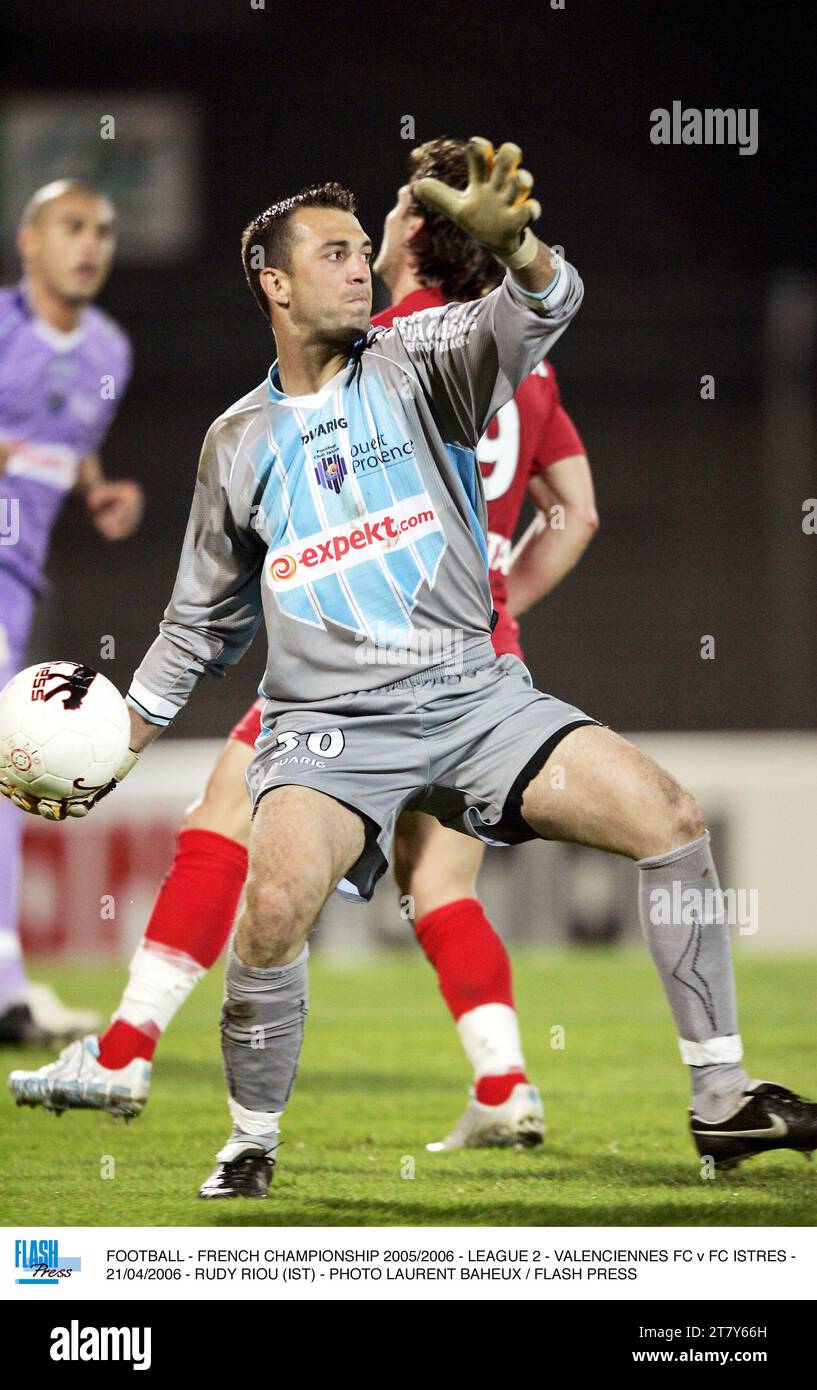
[246,640,598,903]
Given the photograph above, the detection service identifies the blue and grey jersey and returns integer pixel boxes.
[129,262,582,721]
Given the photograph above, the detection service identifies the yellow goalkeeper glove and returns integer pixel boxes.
[65,748,139,817]
[412,136,541,266]
[0,748,139,821]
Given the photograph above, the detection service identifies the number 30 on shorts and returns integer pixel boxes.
[270,728,346,759]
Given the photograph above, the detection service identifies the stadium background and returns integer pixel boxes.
[1,0,814,962]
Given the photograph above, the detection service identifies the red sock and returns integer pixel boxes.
[415,897,515,1018]
[98,1019,157,1067]
[142,828,248,966]
[414,897,528,1105]
[474,1071,528,1105]
[98,828,248,1069]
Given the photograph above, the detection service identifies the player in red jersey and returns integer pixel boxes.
[372,141,597,1147]
[12,141,597,1147]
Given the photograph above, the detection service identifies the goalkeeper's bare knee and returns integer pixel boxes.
[237,877,317,968]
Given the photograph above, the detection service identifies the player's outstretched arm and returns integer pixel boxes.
[413,136,557,295]
[380,136,583,451]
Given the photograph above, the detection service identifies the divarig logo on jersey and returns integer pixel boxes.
[301,417,347,444]
[266,495,441,592]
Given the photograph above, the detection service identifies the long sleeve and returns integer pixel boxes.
[128,417,265,725]
[384,257,583,449]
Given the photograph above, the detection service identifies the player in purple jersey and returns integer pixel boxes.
[0,180,143,1044]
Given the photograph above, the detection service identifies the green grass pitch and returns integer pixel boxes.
[2,950,816,1227]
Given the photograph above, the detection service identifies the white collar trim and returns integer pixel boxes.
[32,317,86,353]
[267,359,349,409]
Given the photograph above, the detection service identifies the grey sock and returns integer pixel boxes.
[638,832,749,1120]
[688,1063,749,1122]
[219,940,309,1149]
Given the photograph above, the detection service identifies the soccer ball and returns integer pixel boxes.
[0,660,130,804]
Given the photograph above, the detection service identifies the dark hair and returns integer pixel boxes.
[408,138,503,301]
[241,182,357,319]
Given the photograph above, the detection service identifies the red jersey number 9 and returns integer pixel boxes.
[477,399,520,502]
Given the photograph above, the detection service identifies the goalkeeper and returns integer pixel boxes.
[13,138,817,1196]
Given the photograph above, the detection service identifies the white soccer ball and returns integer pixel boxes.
[0,660,130,804]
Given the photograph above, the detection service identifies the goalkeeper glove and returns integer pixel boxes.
[413,136,541,268]
[0,749,139,821]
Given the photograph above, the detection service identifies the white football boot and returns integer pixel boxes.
[9,1035,151,1120]
[26,982,101,1038]
[426,1082,545,1152]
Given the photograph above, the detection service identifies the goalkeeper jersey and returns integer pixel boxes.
[129,263,582,723]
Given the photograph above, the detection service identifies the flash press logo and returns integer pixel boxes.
[14,1236,81,1285]
[50,1321,152,1372]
